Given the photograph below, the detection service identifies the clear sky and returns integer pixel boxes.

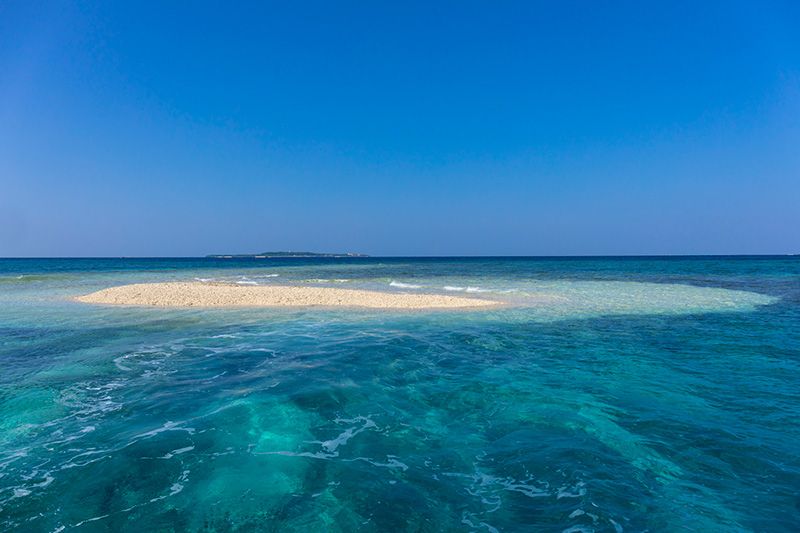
[1,1,799,256]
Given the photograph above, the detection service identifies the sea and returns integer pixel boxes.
[0,256,798,532]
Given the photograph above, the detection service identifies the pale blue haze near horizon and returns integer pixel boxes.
[1,1,799,257]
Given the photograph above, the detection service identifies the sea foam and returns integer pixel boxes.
[390,281,422,289]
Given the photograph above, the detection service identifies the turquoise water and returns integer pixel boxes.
[1,257,798,531]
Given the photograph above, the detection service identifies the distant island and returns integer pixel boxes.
[206,251,369,258]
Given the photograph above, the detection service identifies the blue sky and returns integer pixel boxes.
[1,1,799,256]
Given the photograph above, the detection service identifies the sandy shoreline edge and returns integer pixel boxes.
[75,282,502,309]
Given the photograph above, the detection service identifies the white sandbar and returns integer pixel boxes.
[75,282,501,309]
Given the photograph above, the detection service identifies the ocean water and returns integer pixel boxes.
[0,257,798,532]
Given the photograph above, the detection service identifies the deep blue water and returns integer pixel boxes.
[0,257,798,531]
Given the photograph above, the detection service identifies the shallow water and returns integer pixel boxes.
[0,257,798,531]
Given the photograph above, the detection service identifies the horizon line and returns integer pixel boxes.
[1,254,797,260]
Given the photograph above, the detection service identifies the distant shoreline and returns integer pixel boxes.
[2,254,796,260]
[205,252,369,259]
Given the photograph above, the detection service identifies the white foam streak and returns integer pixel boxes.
[390,281,422,289]
[442,285,488,292]
[321,417,376,453]
[132,421,195,440]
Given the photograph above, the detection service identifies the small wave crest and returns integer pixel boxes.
[0,273,70,284]
[443,285,489,293]
[389,281,422,289]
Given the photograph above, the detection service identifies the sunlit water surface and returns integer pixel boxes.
[0,257,798,531]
